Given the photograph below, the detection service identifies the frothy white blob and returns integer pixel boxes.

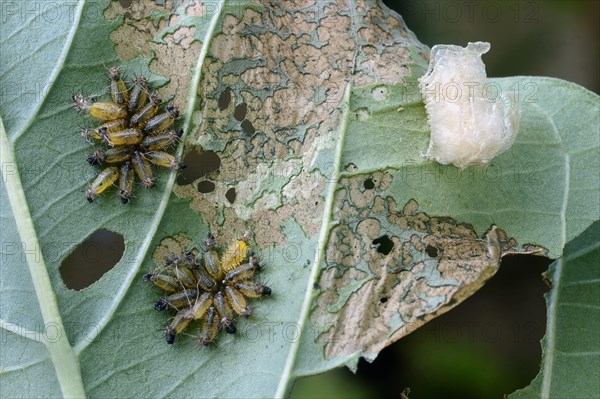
[419,42,520,169]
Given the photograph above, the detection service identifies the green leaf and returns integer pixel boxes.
[335,76,599,259]
[1,1,598,398]
[1,0,222,396]
[509,220,600,399]
[291,75,599,374]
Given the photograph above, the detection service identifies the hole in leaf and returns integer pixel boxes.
[364,178,375,190]
[354,254,551,398]
[372,235,393,255]
[60,229,125,290]
[218,88,231,110]
[225,187,237,203]
[119,0,133,7]
[425,245,439,258]
[176,149,221,185]
[234,103,247,121]
[197,180,215,193]
[241,119,256,135]
[380,297,388,304]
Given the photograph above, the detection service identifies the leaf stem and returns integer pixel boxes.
[0,117,86,398]
[275,84,352,398]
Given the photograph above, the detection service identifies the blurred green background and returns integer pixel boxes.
[289,1,598,398]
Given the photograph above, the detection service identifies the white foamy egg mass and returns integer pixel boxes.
[419,42,520,169]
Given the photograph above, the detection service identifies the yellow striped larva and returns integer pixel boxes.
[128,75,149,113]
[100,128,143,147]
[140,129,183,151]
[143,105,179,134]
[143,151,183,171]
[108,66,129,106]
[203,235,222,279]
[224,286,252,317]
[172,264,197,290]
[86,166,119,203]
[192,266,217,292]
[214,291,236,333]
[118,161,134,204]
[234,281,272,298]
[195,306,219,346]
[89,102,127,121]
[165,310,192,345]
[72,94,127,121]
[221,231,251,271]
[131,151,155,189]
[130,93,161,127]
[155,289,198,311]
[80,119,128,144]
[97,118,128,134]
[183,292,212,320]
[143,271,179,293]
[225,256,257,283]
[103,147,133,164]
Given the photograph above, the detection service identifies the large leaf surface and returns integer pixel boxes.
[293,76,599,373]
[0,1,598,398]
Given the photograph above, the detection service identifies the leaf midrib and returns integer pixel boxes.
[274,84,352,398]
[1,116,86,397]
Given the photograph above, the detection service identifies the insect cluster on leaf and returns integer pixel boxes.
[72,66,184,203]
[143,232,272,345]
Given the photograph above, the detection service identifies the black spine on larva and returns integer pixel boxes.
[155,298,168,311]
[165,332,175,345]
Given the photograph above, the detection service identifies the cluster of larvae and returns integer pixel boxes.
[72,66,183,203]
[143,233,272,345]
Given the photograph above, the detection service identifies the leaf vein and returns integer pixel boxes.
[13,0,86,143]
[0,319,44,343]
